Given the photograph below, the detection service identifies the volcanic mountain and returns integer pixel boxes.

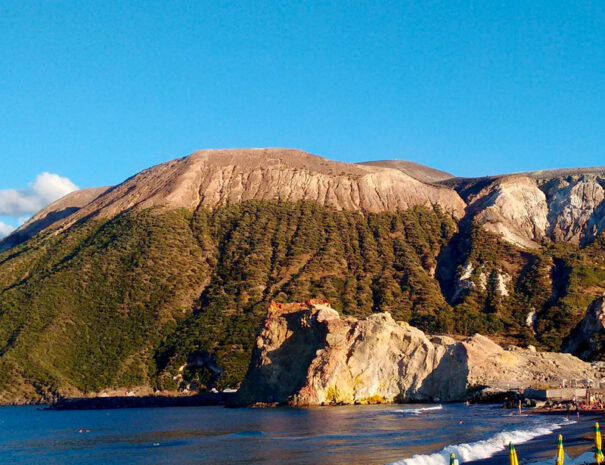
[0,148,604,404]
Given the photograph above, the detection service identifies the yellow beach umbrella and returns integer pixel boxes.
[595,422,604,465]
[555,434,564,465]
[509,443,519,465]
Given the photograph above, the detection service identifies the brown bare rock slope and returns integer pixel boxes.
[359,159,454,184]
[44,148,467,232]
[236,301,599,406]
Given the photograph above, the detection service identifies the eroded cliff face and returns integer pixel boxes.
[466,176,549,249]
[55,149,467,230]
[447,171,605,248]
[236,301,599,406]
[545,178,605,244]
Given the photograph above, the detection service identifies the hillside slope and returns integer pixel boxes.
[358,160,454,184]
[0,149,605,403]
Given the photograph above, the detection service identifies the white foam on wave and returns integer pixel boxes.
[388,419,572,465]
[395,405,444,415]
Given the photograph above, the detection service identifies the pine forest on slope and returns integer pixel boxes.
[0,148,604,404]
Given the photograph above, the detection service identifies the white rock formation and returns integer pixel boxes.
[497,272,511,297]
[452,262,475,301]
[467,176,549,249]
[547,179,605,244]
[236,301,599,406]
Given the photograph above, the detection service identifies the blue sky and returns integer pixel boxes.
[0,1,604,233]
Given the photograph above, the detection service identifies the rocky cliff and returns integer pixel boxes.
[236,301,599,406]
[445,169,605,247]
[465,176,549,249]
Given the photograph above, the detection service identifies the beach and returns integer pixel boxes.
[472,412,605,465]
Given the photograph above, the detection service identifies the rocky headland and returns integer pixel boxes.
[236,300,600,406]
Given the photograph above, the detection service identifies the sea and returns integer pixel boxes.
[0,403,573,465]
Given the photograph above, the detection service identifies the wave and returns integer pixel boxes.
[388,420,570,465]
[395,405,444,415]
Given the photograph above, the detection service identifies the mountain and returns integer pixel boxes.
[34,148,467,227]
[0,148,604,404]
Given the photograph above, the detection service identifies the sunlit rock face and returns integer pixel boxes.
[545,178,605,244]
[235,301,599,406]
[54,148,467,230]
[444,169,605,249]
[466,176,549,249]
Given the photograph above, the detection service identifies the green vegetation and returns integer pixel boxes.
[152,201,457,389]
[0,200,604,402]
[0,209,212,401]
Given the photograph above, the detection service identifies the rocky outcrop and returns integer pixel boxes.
[236,301,599,406]
[447,170,605,248]
[450,264,511,303]
[545,178,605,244]
[564,298,605,359]
[465,176,549,249]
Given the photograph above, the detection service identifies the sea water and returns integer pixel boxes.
[0,403,570,465]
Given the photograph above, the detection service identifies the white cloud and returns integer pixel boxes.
[0,221,16,239]
[0,172,78,217]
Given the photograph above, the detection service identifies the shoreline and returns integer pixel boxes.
[470,412,604,465]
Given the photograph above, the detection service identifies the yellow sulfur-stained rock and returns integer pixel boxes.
[235,300,601,406]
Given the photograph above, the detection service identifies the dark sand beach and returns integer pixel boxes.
[473,412,605,465]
